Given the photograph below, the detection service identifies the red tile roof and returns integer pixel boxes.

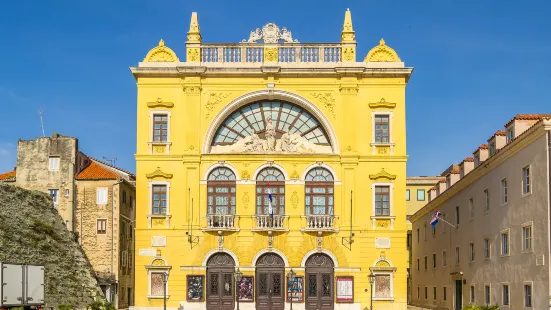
[429,186,437,190]
[0,170,16,181]
[76,161,120,180]
[504,114,551,127]
[494,130,506,136]
[472,144,488,154]
[462,157,474,163]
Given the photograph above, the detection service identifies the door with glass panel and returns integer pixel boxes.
[206,253,235,310]
[255,253,285,310]
[305,254,334,310]
[207,167,236,228]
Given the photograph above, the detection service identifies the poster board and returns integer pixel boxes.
[186,275,204,302]
[286,276,304,302]
[336,276,354,303]
[237,276,254,302]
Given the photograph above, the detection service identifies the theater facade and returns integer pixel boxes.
[131,10,412,310]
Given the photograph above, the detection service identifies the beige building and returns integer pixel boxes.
[0,133,136,309]
[411,114,551,309]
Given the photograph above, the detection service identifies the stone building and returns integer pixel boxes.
[410,114,551,309]
[0,133,136,309]
[132,10,412,310]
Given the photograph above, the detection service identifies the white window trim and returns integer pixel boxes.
[484,237,491,260]
[370,111,395,155]
[523,281,533,308]
[372,271,394,301]
[469,241,475,262]
[96,218,108,235]
[501,282,510,307]
[96,187,108,205]
[522,164,532,197]
[370,182,395,229]
[442,250,447,267]
[148,181,171,228]
[501,229,510,257]
[148,110,172,154]
[484,283,491,305]
[522,221,534,253]
[147,270,170,299]
[501,178,508,206]
[48,188,59,205]
[48,156,60,171]
[483,188,490,214]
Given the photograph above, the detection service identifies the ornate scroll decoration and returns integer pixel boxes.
[256,253,284,266]
[218,235,224,251]
[311,93,336,119]
[152,219,165,228]
[264,48,278,62]
[317,234,323,252]
[187,48,200,62]
[267,235,274,248]
[183,86,201,94]
[369,98,396,109]
[241,170,251,180]
[153,145,166,154]
[291,191,299,209]
[151,259,166,266]
[243,23,298,43]
[144,39,180,62]
[342,47,355,61]
[242,192,250,210]
[305,253,334,267]
[376,220,390,228]
[147,97,174,108]
[369,168,396,181]
[207,253,235,266]
[205,93,230,119]
[339,86,358,95]
[364,38,401,62]
[146,167,173,179]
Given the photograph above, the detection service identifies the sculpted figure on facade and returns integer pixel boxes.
[243,23,298,43]
[247,28,262,43]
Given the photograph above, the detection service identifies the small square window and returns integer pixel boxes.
[417,189,425,201]
[48,156,60,171]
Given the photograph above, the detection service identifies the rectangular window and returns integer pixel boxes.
[96,187,108,204]
[97,219,107,234]
[122,251,127,266]
[416,228,419,243]
[433,287,436,300]
[432,253,436,268]
[502,284,509,306]
[524,284,532,307]
[469,242,475,261]
[484,238,491,259]
[416,258,419,271]
[417,287,419,299]
[455,246,460,264]
[48,156,60,171]
[406,189,410,201]
[485,285,490,304]
[522,166,531,194]
[424,256,427,270]
[470,286,475,303]
[489,142,496,156]
[374,186,390,216]
[432,226,436,237]
[523,225,533,251]
[153,114,168,142]
[501,232,509,255]
[442,250,447,267]
[152,185,168,215]
[455,206,460,225]
[474,154,480,167]
[502,178,508,204]
[65,188,70,197]
[443,286,447,301]
[424,287,427,299]
[48,189,59,204]
[424,224,427,240]
[469,198,474,219]
[417,189,425,201]
[484,189,490,212]
[122,190,127,203]
[374,115,389,143]
[507,128,514,143]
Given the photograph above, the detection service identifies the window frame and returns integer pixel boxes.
[373,113,390,144]
[48,188,59,205]
[470,285,475,304]
[469,242,475,262]
[501,178,508,205]
[406,189,410,201]
[484,188,490,213]
[371,182,393,217]
[484,284,491,305]
[372,271,394,300]
[501,229,510,256]
[522,165,531,196]
[443,286,447,301]
[506,127,514,143]
[502,283,509,306]
[149,110,171,154]
[152,184,168,215]
[417,189,425,201]
[96,187,108,205]
[523,282,532,307]
[424,256,427,270]
[148,270,169,298]
[48,156,60,171]
[522,222,533,252]
[455,246,460,265]
[469,197,474,220]
[148,181,171,228]
[455,205,460,226]
[97,218,107,235]
[484,238,491,259]
[305,168,334,215]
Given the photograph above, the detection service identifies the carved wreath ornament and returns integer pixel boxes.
[243,23,298,43]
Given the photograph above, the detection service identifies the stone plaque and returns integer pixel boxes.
[375,237,391,249]
[152,236,167,247]
[139,248,157,256]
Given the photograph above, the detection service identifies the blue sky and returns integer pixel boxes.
[0,0,550,176]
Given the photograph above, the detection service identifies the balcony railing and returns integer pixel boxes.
[198,43,343,64]
[301,215,339,232]
[251,215,289,231]
[203,214,239,231]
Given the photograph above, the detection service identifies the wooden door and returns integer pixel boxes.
[305,254,334,310]
[255,253,285,310]
[206,253,235,310]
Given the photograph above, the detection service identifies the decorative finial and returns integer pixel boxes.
[380,38,386,46]
[158,39,165,47]
[187,12,202,43]
[341,9,355,42]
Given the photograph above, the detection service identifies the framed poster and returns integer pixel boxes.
[186,275,204,302]
[336,276,354,303]
[286,276,304,302]
[237,276,254,302]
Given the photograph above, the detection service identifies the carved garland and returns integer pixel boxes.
[205,93,231,119]
[311,93,336,119]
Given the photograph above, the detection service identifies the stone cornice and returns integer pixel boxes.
[411,120,550,222]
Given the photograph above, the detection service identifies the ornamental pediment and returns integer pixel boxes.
[242,23,298,43]
[369,168,396,180]
[146,167,173,179]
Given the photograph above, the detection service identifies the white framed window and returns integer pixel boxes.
[373,113,390,143]
[149,110,172,154]
[148,181,171,228]
[372,271,394,300]
[417,189,425,201]
[522,223,533,252]
[501,230,510,256]
[96,219,107,234]
[469,242,475,261]
[148,270,169,298]
[96,187,108,204]
[48,189,59,205]
[484,284,491,305]
[484,238,491,259]
[446,175,451,188]
[524,283,532,307]
[522,165,531,195]
[470,285,475,303]
[484,189,490,213]
[372,182,393,217]
[455,246,460,264]
[469,198,474,219]
[502,283,509,306]
[501,178,508,204]
[406,189,410,201]
[48,156,60,171]
[506,127,514,143]
[442,250,447,267]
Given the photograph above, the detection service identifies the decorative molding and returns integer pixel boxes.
[186,12,202,43]
[267,235,274,248]
[241,170,251,180]
[187,48,200,62]
[205,93,231,119]
[291,190,299,209]
[364,38,401,62]
[183,86,201,94]
[144,39,179,62]
[346,145,352,151]
[264,47,278,62]
[147,97,174,108]
[317,235,323,252]
[369,98,396,109]
[369,168,396,181]
[152,219,165,228]
[290,170,300,180]
[146,167,174,179]
[339,86,358,95]
[342,47,355,61]
[376,220,390,229]
[243,23,298,43]
[242,192,250,210]
[186,145,195,151]
[311,93,336,119]
[218,235,224,251]
[152,145,166,154]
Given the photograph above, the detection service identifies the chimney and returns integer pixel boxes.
[459,157,474,178]
[473,144,488,167]
[436,180,446,195]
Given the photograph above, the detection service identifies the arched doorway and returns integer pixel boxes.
[255,253,285,310]
[305,253,334,310]
[206,253,235,310]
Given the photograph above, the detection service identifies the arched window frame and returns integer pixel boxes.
[370,258,396,301]
[207,167,236,215]
[304,167,334,215]
[256,167,285,215]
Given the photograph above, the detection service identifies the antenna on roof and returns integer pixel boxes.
[38,109,45,137]
[103,156,117,166]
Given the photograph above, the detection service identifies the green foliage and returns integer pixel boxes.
[87,300,116,310]
[30,219,55,236]
[58,304,74,310]
[480,305,500,310]
[462,305,500,310]
[462,305,480,310]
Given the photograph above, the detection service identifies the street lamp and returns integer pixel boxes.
[368,271,375,310]
[163,272,169,310]
[234,268,243,310]
[287,269,296,310]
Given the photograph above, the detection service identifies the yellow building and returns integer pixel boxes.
[131,10,412,310]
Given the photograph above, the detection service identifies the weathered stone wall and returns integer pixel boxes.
[117,182,136,308]
[15,133,78,230]
[0,183,104,308]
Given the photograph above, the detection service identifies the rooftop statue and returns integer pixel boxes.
[242,23,298,43]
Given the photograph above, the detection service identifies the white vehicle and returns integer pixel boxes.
[1,263,44,309]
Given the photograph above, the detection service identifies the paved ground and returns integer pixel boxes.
[407,306,431,310]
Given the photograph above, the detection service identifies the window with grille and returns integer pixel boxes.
[305,168,334,215]
[522,166,531,194]
[207,167,236,215]
[523,225,532,251]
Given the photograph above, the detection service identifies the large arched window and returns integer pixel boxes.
[305,168,334,215]
[207,167,236,215]
[256,167,285,215]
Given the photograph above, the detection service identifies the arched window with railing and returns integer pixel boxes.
[207,167,237,229]
[256,167,285,215]
[305,167,334,215]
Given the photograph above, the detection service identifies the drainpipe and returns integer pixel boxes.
[111,178,124,304]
